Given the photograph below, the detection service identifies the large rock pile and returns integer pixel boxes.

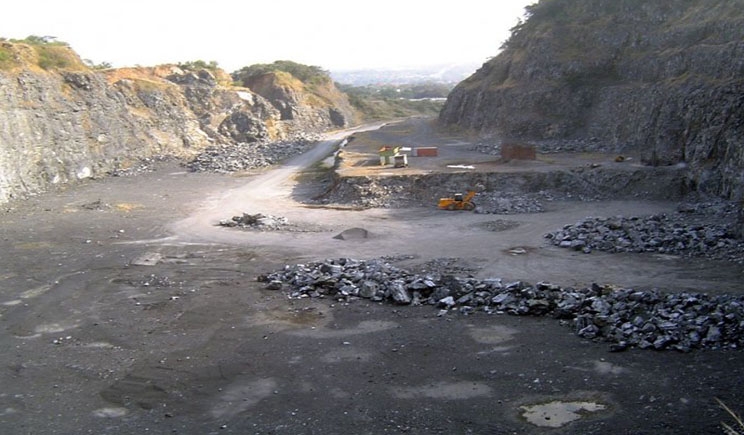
[474,193,546,214]
[545,202,744,263]
[260,258,744,352]
[186,133,321,173]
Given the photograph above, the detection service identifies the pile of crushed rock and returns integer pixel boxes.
[219,213,289,230]
[546,201,744,263]
[218,212,328,233]
[474,193,546,214]
[108,155,176,177]
[259,257,744,352]
[187,133,321,173]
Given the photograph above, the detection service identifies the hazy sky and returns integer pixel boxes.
[4,0,535,72]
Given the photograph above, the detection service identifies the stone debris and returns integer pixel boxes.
[320,177,412,209]
[545,201,744,263]
[474,193,546,214]
[259,257,744,352]
[109,156,174,177]
[186,133,321,173]
[79,199,111,211]
[219,213,289,231]
[118,274,179,288]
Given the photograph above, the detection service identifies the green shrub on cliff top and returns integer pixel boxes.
[177,59,220,71]
[233,60,330,86]
[6,35,85,70]
[35,45,75,70]
[0,46,12,70]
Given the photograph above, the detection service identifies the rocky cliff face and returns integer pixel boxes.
[440,0,744,200]
[243,71,357,132]
[0,41,356,204]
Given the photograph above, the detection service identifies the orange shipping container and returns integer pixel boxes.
[413,147,438,157]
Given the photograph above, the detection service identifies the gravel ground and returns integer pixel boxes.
[1,120,743,434]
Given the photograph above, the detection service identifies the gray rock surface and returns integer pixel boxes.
[439,0,744,201]
[0,44,355,204]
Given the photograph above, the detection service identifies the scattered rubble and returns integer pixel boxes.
[259,257,744,352]
[546,201,744,263]
[79,199,111,211]
[115,274,180,288]
[468,143,502,156]
[219,213,289,231]
[474,193,546,214]
[108,156,175,177]
[186,133,321,173]
[218,212,329,233]
[318,178,413,209]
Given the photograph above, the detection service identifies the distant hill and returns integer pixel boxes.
[331,62,481,86]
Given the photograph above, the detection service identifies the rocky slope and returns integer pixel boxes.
[242,71,356,132]
[439,0,744,202]
[0,41,356,204]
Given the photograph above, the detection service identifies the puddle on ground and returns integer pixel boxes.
[34,321,79,334]
[3,284,55,306]
[92,407,128,418]
[83,341,118,349]
[520,400,607,428]
[502,246,536,256]
[476,346,514,355]
[467,324,518,345]
[249,306,332,329]
[20,284,53,299]
[391,381,492,400]
[321,348,373,363]
[593,360,627,375]
[14,241,53,250]
[567,360,628,376]
[287,320,397,338]
[210,377,277,419]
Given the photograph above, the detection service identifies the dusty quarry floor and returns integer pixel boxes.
[0,119,743,434]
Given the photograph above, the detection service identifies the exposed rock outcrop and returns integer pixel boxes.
[0,41,357,204]
[243,71,357,131]
[439,0,744,201]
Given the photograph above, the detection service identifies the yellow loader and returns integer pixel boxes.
[438,191,476,211]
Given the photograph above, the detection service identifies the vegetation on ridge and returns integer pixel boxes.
[232,60,330,87]
[177,59,220,72]
[0,35,86,71]
[339,83,445,121]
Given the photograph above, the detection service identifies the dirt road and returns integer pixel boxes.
[0,121,742,434]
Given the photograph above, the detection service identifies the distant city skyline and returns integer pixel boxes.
[4,0,536,72]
